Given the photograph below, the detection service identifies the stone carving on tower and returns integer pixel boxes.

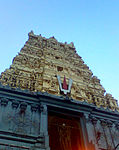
[0,31,118,111]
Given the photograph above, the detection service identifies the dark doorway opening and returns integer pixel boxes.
[48,112,85,150]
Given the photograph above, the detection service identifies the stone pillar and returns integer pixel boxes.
[84,113,98,150]
[40,104,50,150]
[81,113,90,150]
[40,104,48,135]
[34,103,50,150]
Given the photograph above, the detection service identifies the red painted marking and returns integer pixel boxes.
[63,76,68,90]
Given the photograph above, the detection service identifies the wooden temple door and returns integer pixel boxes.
[48,113,85,150]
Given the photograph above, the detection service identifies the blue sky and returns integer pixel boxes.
[0,0,119,102]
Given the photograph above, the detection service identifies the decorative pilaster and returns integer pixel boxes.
[35,104,50,150]
[100,119,115,150]
[40,104,48,135]
[84,114,97,150]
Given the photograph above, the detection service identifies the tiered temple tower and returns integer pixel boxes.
[0,31,118,150]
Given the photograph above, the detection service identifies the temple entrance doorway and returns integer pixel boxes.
[48,112,85,150]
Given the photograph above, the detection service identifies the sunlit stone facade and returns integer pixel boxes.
[0,31,119,150]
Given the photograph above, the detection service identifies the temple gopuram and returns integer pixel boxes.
[0,31,119,150]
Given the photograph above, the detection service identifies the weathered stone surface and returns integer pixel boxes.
[0,31,118,111]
